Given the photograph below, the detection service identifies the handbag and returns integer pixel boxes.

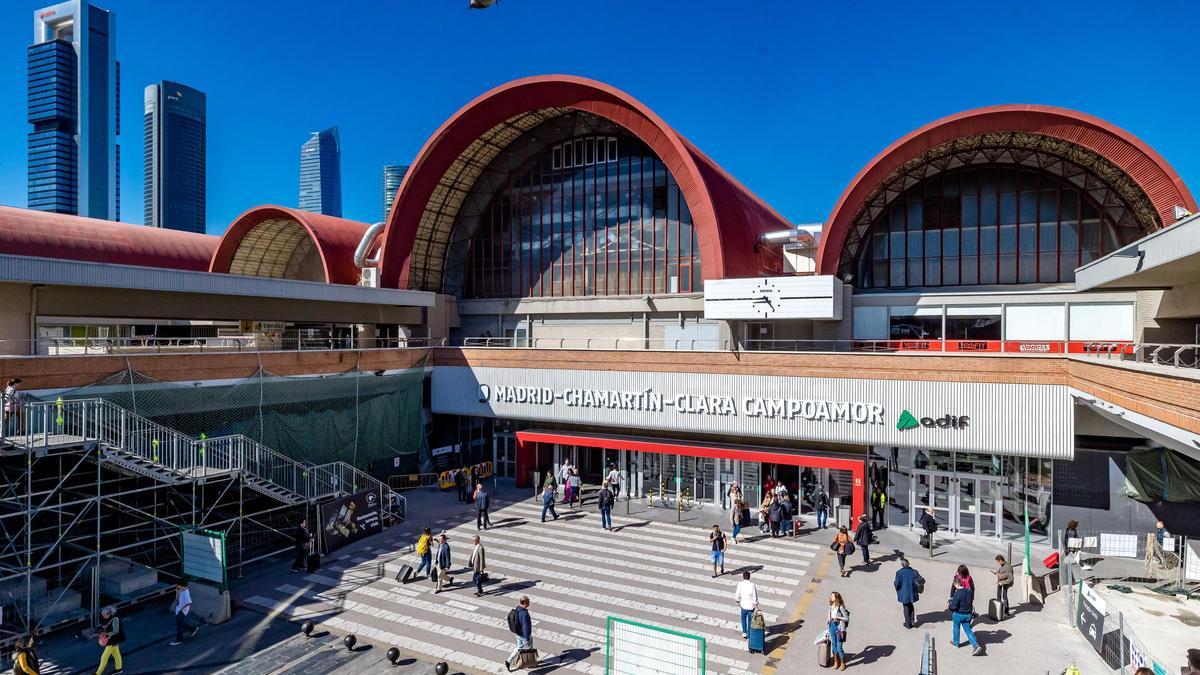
[516,647,539,668]
[845,541,855,556]
[98,633,109,647]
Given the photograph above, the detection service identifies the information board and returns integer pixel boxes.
[319,490,383,554]
[181,528,226,588]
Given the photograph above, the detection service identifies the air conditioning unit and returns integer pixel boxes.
[359,267,379,288]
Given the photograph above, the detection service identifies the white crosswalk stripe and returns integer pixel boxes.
[243,498,811,674]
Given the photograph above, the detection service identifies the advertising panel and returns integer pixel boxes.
[319,490,382,554]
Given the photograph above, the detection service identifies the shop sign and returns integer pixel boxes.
[896,410,970,431]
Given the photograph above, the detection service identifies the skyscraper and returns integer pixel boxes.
[381,164,408,221]
[298,127,341,217]
[28,0,119,220]
[144,81,206,233]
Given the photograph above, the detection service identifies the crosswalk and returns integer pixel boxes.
[243,498,822,675]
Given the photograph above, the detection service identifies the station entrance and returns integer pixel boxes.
[514,430,868,524]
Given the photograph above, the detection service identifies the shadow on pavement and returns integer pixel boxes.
[974,628,1012,645]
[851,644,895,665]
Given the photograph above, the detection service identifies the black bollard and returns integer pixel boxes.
[386,647,400,664]
[344,634,357,651]
[300,620,314,636]
[434,662,449,675]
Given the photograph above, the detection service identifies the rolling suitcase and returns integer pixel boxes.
[395,563,414,583]
[306,552,320,573]
[747,610,766,654]
[988,598,1004,621]
[817,639,832,667]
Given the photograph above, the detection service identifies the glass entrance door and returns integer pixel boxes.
[957,475,1002,537]
[910,471,957,531]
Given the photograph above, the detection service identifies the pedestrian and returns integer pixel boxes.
[827,591,851,670]
[597,480,615,530]
[948,577,985,655]
[831,526,853,577]
[730,498,743,544]
[767,496,783,538]
[774,480,789,502]
[415,527,434,578]
[876,487,888,529]
[290,518,313,573]
[814,485,830,529]
[13,634,38,675]
[96,605,124,674]
[853,514,873,565]
[476,482,492,530]
[779,495,794,537]
[734,570,758,639]
[504,596,535,671]
[568,469,582,507]
[455,468,468,503]
[727,480,742,510]
[3,378,21,436]
[606,464,621,499]
[434,533,452,594]
[870,486,885,529]
[992,555,1014,616]
[757,494,773,534]
[469,534,487,597]
[1064,519,1088,570]
[950,564,973,597]
[560,460,574,504]
[709,524,727,577]
[893,557,925,629]
[540,484,558,522]
[169,580,199,645]
[918,507,938,549]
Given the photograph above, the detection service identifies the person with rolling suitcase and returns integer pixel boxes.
[415,527,434,579]
[734,570,758,639]
[991,554,1014,618]
[827,592,850,670]
[918,507,938,551]
[504,596,537,671]
[748,609,766,654]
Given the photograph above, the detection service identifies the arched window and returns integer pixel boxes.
[463,134,700,298]
[855,165,1132,288]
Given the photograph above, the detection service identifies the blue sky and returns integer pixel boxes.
[0,0,1197,234]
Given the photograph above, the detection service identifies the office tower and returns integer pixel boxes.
[144,81,206,233]
[298,127,342,217]
[28,1,119,220]
[381,164,408,220]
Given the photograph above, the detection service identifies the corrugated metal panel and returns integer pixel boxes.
[432,366,1074,459]
[0,253,435,307]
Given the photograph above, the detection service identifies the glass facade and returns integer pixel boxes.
[857,165,1134,289]
[463,133,700,298]
[27,40,78,214]
[382,164,408,221]
[299,127,342,217]
[144,81,206,233]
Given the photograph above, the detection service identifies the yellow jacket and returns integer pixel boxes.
[416,533,431,555]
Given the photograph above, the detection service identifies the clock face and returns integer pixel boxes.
[751,280,781,317]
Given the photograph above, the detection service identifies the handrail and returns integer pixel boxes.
[1,336,447,357]
[1,398,405,519]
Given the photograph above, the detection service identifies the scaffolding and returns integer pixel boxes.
[0,397,404,647]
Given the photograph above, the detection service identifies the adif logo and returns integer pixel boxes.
[897,410,970,431]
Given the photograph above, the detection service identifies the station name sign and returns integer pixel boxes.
[480,383,886,425]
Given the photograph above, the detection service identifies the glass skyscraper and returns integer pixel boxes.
[299,127,342,217]
[28,0,119,220]
[382,164,408,221]
[143,81,206,233]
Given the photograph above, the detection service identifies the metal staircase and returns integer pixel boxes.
[2,398,404,517]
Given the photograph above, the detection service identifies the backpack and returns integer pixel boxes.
[506,608,522,635]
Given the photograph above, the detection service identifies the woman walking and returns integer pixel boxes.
[757,494,773,534]
[96,605,125,674]
[1064,519,1088,569]
[832,526,853,577]
[827,591,851,670]
[13,634,39,675]
[730,498,743,544]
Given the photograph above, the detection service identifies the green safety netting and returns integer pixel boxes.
[37,356,428,473]
[1123,447,1200,503]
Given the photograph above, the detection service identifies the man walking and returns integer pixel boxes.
[540,484,558,522]
[918,507,938,550]
[504,596,535,671]
[597,480,615,530]
[568,469,582,508]
[434,534,452,594]
[606,464,621,499]
[893,558,925,629]
[870,486,885,529]
[814,485,830,529]
[476,483,492,530]
[709,524,727,577]
[290,519,313,573]
[853,514,874,565]
[469,535,487,597]
[169,580,199,645]
[456,468,469,503]
[949,577,985,655]
[734,570,759,639]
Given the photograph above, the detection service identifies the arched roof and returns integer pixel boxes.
[210,206,371,285]
[0,205,217,270]
[818,105,1197,277]
[378,74,792,292]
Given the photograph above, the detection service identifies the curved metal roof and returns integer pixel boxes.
[0,205,217,271]
[379,75,793,292]
[210,206,372,285]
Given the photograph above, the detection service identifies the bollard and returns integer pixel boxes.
[343,634,357,651]
[386,647,400,664]
[300,620,314,636]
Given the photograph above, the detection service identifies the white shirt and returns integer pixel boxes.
[560,464,573,481]
[735,580,758,611]
[175,588,192,615]
[607,469,620,485]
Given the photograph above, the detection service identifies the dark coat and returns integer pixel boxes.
[475,491,490,511]
[542,488,555,505]
[767,502,783,524]
[894,566,925,604]
[597,488,615,509]
[854,522,873,545]
[436,541,452,569]
[948,586,975,615]
[515,606,532,640]
[918,511,938,534]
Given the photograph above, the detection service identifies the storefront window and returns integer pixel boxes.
[889,309,942,340]
[945,307,1002,340]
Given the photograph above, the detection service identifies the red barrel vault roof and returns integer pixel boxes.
[210,206,371,285]
[379,74,793,291]
[0,205,217,271]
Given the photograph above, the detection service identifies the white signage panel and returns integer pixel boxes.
[432,366,1073,459]
[703,276,843,320]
